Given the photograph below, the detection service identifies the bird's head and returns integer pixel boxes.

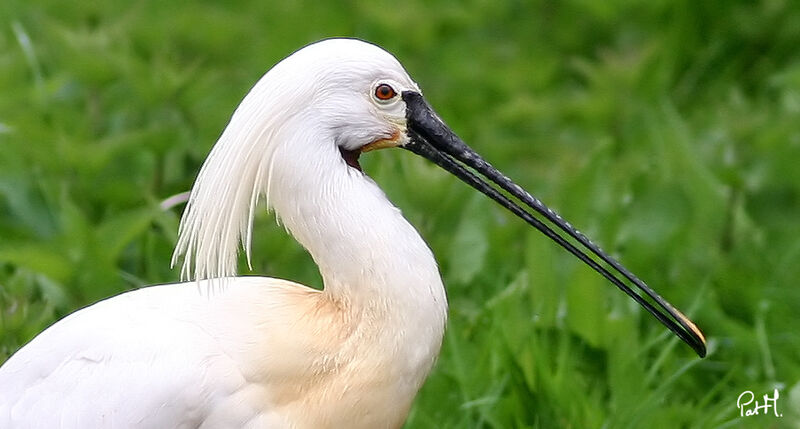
[230,38,420,171]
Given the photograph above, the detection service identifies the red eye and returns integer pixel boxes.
[375,83,397,101]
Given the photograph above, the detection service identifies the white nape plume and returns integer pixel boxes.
[171,50,313,281]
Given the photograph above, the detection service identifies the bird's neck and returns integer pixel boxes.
[269,144,448,326]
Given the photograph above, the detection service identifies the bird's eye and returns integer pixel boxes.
[374,83,397,101]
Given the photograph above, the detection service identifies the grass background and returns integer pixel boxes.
[1,0,799,427]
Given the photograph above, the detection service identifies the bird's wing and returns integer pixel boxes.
[0,277,318,429]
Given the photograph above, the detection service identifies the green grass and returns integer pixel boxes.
[2,0,800,427]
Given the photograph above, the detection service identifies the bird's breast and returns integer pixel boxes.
[234,282,442,428]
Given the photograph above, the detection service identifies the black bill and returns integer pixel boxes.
[401,90,707,358]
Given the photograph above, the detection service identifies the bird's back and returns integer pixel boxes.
[0,278,324,428]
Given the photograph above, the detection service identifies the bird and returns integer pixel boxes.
[0,38,706,428]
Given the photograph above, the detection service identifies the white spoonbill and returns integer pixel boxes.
[0,38,706,428]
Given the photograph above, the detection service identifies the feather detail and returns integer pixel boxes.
[171,67,309,281]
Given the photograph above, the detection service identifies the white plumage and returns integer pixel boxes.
[0,39,447,428]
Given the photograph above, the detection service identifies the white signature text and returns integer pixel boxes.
[737,389,782,417]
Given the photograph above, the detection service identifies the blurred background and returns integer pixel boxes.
[1,1,799,427]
